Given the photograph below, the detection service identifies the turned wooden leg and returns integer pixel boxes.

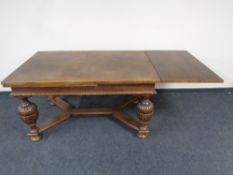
[17,97,41,142]
[136,96,154,139]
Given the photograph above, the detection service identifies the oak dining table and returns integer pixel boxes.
[1,51,223,142]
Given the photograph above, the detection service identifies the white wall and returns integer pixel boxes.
[0,0,233,91]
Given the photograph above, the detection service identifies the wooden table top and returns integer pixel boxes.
[2,51,160,87]
[2,51,223,88]
[147,51,223,83]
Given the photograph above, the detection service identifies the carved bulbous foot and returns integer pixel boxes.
[136,96,154,139]
[17,97,41,142]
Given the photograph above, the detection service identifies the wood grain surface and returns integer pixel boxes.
[146,51,223,83]
[2,51,160,87]
[1,50,223,88]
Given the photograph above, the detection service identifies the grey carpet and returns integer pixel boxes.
[0,91,233,175]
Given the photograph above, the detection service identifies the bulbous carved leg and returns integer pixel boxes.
[17,97,41,142]
[136,96,154,139]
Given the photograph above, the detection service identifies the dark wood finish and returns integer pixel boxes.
[1,50,223,142]
[31,96,148,141]
[112,109,140,131]
[146,51,223,82]
[39,112,70,133]
[10,85,156,96]
[48,96,73,110]
[17,97,41,141]
[71,108,112,115]
[136,96,154,138]
[115,96,139,109]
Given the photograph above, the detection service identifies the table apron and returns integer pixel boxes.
[11,84,156,96]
